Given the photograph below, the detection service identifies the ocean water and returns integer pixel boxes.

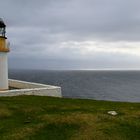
[9,70,140,102]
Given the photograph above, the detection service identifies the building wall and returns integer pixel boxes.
[0,79,62,97]
[0,53,8,90]
[0,37,9,52]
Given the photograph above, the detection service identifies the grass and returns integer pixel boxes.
[0,96,139,140]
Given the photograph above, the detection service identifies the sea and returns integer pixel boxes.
[9,69,140,102]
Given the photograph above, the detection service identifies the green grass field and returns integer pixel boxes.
[0,96,139,140]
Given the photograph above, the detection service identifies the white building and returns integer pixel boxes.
[0,18,9,90]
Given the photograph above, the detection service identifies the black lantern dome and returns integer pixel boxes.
[0,18,6,37]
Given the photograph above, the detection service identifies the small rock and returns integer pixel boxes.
[24,117,31,124]
[24,120,31,124]
[107,111,118,116]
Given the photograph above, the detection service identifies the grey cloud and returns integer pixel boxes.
[1,0,140,69]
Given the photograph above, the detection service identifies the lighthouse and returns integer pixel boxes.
[0,18,9,90]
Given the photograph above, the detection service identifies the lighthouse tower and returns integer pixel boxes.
[0,18,9,90]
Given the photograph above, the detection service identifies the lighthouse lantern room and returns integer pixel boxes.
[0,18,9,90]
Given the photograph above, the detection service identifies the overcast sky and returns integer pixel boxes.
[1,0,140,70]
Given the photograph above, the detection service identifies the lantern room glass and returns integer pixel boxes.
[0,27,5,37]
[0,19,6,37]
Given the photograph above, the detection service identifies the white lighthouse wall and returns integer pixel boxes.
[0,52,8,90]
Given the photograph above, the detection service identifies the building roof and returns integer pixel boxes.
[0,18,6,28]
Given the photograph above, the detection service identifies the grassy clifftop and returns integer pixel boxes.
[0,96,139,140]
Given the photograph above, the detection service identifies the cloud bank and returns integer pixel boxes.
[0,0,140,69]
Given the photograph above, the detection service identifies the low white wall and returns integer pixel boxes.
[9,79,59,89]
[0,79,62,97]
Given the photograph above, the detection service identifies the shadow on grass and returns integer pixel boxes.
[29,123,80,140]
